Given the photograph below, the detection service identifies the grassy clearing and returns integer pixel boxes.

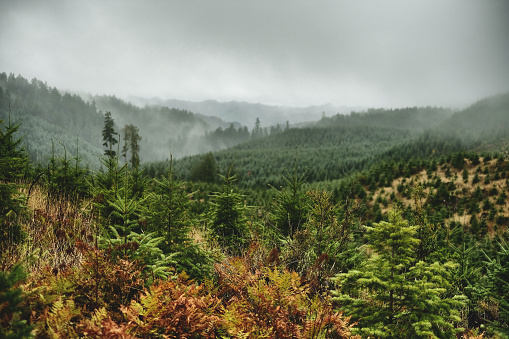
[1,184,96,273]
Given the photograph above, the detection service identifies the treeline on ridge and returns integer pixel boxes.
[2,71,509,337]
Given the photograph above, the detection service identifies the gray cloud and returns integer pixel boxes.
[1,0,508,108]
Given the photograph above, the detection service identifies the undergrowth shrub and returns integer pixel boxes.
[214,257,358,338]
[79,307,134,338]
[0,183,98,281]
[99,228,176,282]
[25,240,146,336]
[122,274,223,338]
[43,149,90,205]
[0,264,33,338]
[281,190,363,295]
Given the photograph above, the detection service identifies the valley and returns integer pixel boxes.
[1,71,509,337]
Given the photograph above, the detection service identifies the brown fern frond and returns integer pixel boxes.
[80,309,136,339]
[122,278,223,338]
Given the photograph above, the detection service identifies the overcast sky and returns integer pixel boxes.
[1,0,508,108]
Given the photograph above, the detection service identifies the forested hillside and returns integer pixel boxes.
[7,71,505,177]
[443,93,509,138]
[315,106,454,132]
[170,125,413,188]
[0,72,104,165]
[89,94,212,160]
[3,71,509,337]
[3,123,509,337]
[163,93,509,189]
[0,72,259,165]
[376,93,509,164]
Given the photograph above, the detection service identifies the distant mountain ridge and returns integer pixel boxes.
[127,96,364,128]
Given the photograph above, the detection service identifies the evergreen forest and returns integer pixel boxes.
[2,71,509,338]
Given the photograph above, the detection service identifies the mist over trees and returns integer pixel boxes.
[3,70,509,337]
[121,124,142,169]
[0,72,104,165]
[0,72,295,166]
[131,96,357,127]
[3,71,509,186]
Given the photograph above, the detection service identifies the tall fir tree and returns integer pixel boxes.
[121,124,141,169]
[102,111,118,158]
[251,117,262,139]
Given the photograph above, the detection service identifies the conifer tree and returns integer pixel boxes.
[0,120,28,246]
[121,124,141,169]
[462,167,469,183]
[44,141,89,204]
[144,160,212,279]
[283,189,359,292]
[412,186,438,261]
[190,152,218,183]
[107,168,143,242]
[146,163,193,253]
[333,208,466,338]
[251,117,262,139]
[209,170,247,253]
[92,157,127,225]
[93,157,146,241]
[481,240,509,336]
[271,169,309,237]
[102,111,118,158]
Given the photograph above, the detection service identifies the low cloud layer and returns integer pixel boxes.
[1,0,508,108]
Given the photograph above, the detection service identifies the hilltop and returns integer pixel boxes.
[362,154,509,235]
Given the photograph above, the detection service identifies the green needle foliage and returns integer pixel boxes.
[0,264,33,339]
[99,228,176,282]
[44,142,89,204]
[144,162,213,280]
[145,169,193,253]
[0,120,28,247]
[270,169,309,237]
[102,111,118,159]
[412,186,439,262]
[282,189,360,287]
[333,208,467,338]
[190,151,218,183]
[92,157,126,223]
[92,157,146,234]
[481,240,509,336]
[108,189,142,240]
[104,167,147,245]
[209,171,248,254]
